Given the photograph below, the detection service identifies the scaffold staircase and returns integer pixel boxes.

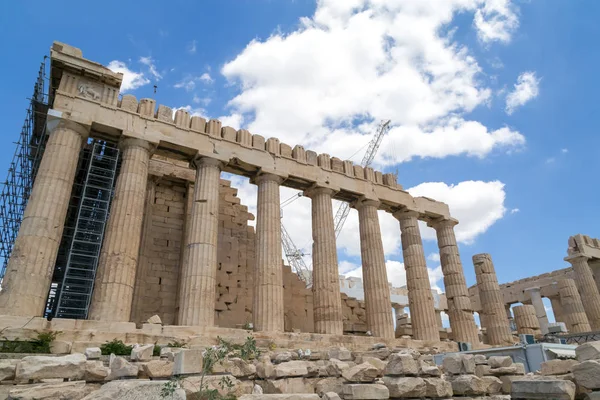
[54,142,119,319]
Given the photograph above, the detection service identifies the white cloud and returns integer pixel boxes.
[408,180,507,244]
[174,73,213,91]
[200,73,214,84]
[187,40,197,54]
[505,71,540,114]
[221,0,524,163]
[193,95,211,106]
[107,60,149,92]
[561,148,568,154]
[510,208,520,214]
[139,56,162,80]
[427,253,441,263]
[174,105,207,117]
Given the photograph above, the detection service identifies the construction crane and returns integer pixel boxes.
[280,119,392,286]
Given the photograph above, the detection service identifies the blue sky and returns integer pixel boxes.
[2,1,599,322]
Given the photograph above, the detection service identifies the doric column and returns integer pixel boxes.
[88,138,151,321]
[558,279,591,333]
[0,119,88,316]
[565,255,600,330]
[253,173,284,332]
[505,304,515,331]
[435,311,444,329]
[305,187,343,335]
[429,218,479,344]
[473,253,513,345]
[524,287,549,334]
[394,210,439,341]
[355,199,394,339]
[549,296,565,324]
[513,304,541,335]
[178,158,222,326]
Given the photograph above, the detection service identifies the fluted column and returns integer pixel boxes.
[558,279,591,333]
[305,187,343,335]
[430,218,479,344]
[513,304,541,335]
[565,255,600,330]
[395,210,439,341]
[505,304,515,331]
[253,173,284,332]
[88,138,151,321]
[549,296,565,324]
[355,199,394,339]
[472,253,513,345]
[0,120,88,316]
[524,287,549,334]
[178,158,222,326]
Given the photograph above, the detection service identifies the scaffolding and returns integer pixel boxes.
[0,58,51,280]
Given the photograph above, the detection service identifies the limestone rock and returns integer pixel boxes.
[322,393,342,400]
[257,359,275,379]
[342,383,389,399]
[315,377,343,395]
[443,353,475,375]
[577,341,600,362]
[342,362,379,383]
[16,353,86,382]
[383,376,425,398]
[160,347,183,361]
[84,361,109,382]
[326,359,350,377]
[541,359,579,376]
[181,375,248,397]
[8,381,98,400]
[573,360,600,389]
[474,354,488,364]
[273,352,293,363]
[361,357,385,376]
[274,361,309,378]
[384,353,418,376]
[239,396,319,400]
[419,360,441,376]
[107,356,138,380]
[490,363,526,375]
[81,379,185,399]
[489,356,513,368]
[142,360,173,378]
[0,360,18,381]
[212,357,256,377]
[130,344,154,362]
[146,315,162,324]
[253,384,263,394]
[424,377,453,398]
[173,349,203,375]
[260,377,315,394]
[475,364,492,377]
[484,376,503,394]
[449,374,489,395]
[499,375,548,393]
[85,348,102,360]
[511,379,576,400]
[361,348,391,360]
[328,348,352,361]
[50,340,72,354]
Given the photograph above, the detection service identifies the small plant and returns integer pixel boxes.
[166,340,187,348]
[153,344,162,357]
[0,330,60,354]
[268,341,277,351]
[100,339,133,356]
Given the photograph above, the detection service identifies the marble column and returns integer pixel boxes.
[513,305,541,335]
[549,296,565,325]
[524,287,549,335]
[565,255,600,330]
[178,158,222,326]
[505,304,515,330]
[89,138,151,321]
[473,253,513,345]
[0,119,88,316]
[355,199,394,339]
[305,187,343,335]
[430,218,479,344]
[435,311,444,329]
[558,278,591,334]
[395,210,439,341]
[253,173,284,332]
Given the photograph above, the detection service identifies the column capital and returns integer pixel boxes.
[352,197,380,210]
[303,185,337,199]
[427,217,459,229]
[119,137,154,152]
[472,253,492,264]
[524,286,542,294]
[251,172,284,185]
[191,156,223,170]
[565,254,591,264]
[46,110,90,139]
[392,209,420,220]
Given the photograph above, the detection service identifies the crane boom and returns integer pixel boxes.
[280,220,312,286]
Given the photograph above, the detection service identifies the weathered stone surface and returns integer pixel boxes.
[419,362,442,377]
[142,360,173,378]
[499,375,549,393]
[361,348,391,360]
[342,383,389,399]
[573,360,600,389]
[82,379,185,399]
[443,353,475,375]
[0,360,17,381]
[181,375,250,397]
[484,376,503,394]
[328,348,352,361]
[449,374,488,395]
[107,356,138,380]
[424,377,453,398]
[315,377,343,395]
[212,357,256,377]
[326,359,350,377]
[239,396,319,400]
[473,354,488,364]
[541,359,579,376]
[475,364,491,377]
[8,381,98,400]
[146,315,162,324]
[173,349,203,375]
[490,363,525,375]
[384,353,418,376]
[342,362,379,382]
[489,356,513,368]
[131,344,154,362]
[84,361,109,382]
[260,378,315,394]
[383,376,425,398]
[322,393,342,400]
[85,348,102,360]
[511,379,576,400]
[577,342,600,362]
[274,361,309,378]
[50,340,72,354]
[361,356,385,376]
[16,353,86,382]
[273,352,293,363]
[159,347,183,362]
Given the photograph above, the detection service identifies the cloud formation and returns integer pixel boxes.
[107,61,149,92]
[506,71,540,114]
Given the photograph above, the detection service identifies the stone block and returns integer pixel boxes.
[489,363,525,375]
[443,353,476,375]
[257,360,275,379]
[383,376,425,398]
[449,374,488,396]
[489,356,513,368]
[82,379,186,399]
[131,344,154,361]
[273,351,293,363]
[541,359,579,376]
[147,315,162,324]
[274,360,309,378]
[326,359,350,377]
[342,383,389,399]
[511,379,576,400]
[85,347,102,360]
[315,377,343,395]
[212,357,256,378]
[361,357,385,376]
[50,340,72,354]
[322,393,342,400]
[577,342,600,362]
[261,377,315,394]
[342,363,379,383]
[84,360,110,382]
[142,360,174,378]
[328,348,352,361]
[384,353,418,376]
[108,356,139,380]
[573,360,600,389]
[239,396,319,400]
[7,381,99,400]
[484,376,503,394]
[16,353,86,382]
[0,360,17,381]
[424,377,453,398]
[173,349,203,375]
